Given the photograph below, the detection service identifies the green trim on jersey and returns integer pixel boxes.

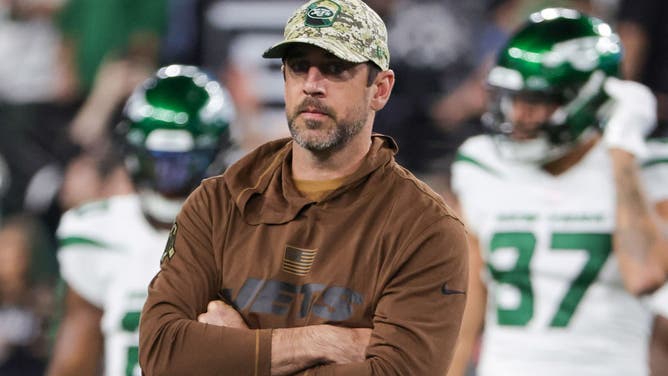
[72,199,111,216]
[58,236,110,250]
[454,152,501,177]
[642,158,668,169]
[122,311,141,332]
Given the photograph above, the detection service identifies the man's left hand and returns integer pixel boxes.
[197,300,249,329]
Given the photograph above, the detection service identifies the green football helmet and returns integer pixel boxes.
[116,64,235,222]
[484,8,622,163]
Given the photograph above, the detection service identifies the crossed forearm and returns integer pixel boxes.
[271,325,370,375]
[198,300,370,375]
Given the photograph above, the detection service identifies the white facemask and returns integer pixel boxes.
[493,128,599,165]
[139,189,185,224]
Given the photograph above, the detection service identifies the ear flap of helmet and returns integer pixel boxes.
[546,70,611,144]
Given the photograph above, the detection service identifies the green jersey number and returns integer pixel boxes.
[488,232,611,327]
[122,311,141,376]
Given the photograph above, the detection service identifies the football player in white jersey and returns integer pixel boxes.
[447,8,668,376]
[46,65,236,376]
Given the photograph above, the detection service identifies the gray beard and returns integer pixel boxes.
[288,116,366,152]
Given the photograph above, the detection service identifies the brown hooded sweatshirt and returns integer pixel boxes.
[139,135,469,375]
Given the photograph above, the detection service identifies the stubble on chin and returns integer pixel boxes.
[286,96,367,152]
[289,118,337,151]
[289,115,366,153]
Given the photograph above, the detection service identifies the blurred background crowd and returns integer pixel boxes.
[0,0,666,375]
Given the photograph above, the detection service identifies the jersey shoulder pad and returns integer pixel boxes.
[450,135,506,233]
[58,195,141,242]
[56,195,142,307]
[453,135,504,176]
[451,135,504,193]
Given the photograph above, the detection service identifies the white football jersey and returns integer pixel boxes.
[451,135,665,376]
[57,194,169,376]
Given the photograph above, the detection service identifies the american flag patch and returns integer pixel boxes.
[282,246,317,276]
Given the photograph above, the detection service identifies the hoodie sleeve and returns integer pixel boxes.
[297,215,470,375]
[138,181,273,376]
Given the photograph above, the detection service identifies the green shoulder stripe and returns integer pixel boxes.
[58,236,110,250]
[648,137,668,144]
[454,152,501,177]
[72,200,111,217]
[642,158,668,169]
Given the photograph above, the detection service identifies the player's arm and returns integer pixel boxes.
[303,216,468,375]
[270,326,371,375]
[610,146,668,293]
[643,163,668,375]
[198,301,371,375]
[46,286,104,376]
[610,148,667,293]
[657,200,668,274]
[139,182,279,375]
[603,78,668,294]
[446,233,486,376]
[301,216,469,375]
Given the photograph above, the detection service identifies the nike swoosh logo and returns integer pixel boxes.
[441,283,465,295]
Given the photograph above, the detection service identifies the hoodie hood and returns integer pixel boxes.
[223,135,398,225]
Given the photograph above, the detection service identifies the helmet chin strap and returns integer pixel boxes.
[139,189,185,225]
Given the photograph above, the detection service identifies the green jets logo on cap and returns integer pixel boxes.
[305,0,341,28]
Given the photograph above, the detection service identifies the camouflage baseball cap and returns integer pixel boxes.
[262,0,390,71]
